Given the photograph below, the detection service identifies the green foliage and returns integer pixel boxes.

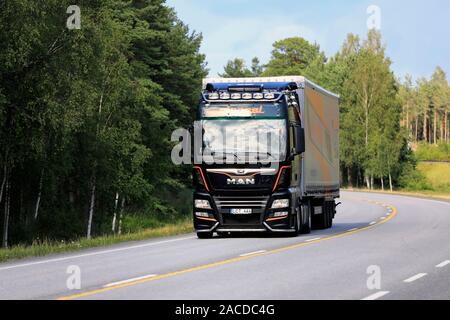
[0,0,206,247]
[220,57,263,78]
[416,162,450,193]
[397,149,433,191]
[262,37,327,83]
[415,143,450,161]
[398,166,433,191]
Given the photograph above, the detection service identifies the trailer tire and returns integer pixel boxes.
[326,201,334,229]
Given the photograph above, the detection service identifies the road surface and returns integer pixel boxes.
[0,191,449,300]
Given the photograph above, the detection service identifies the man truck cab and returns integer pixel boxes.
[193,76,340,239]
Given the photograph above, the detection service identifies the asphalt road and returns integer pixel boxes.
[0,191,449,300]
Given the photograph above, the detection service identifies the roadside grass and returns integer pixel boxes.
[417,162,450,194]
[0,218,193,264]
[344,162,450,199]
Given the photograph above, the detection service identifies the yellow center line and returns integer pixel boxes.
[57,200,398,300]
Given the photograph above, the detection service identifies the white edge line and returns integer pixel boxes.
[103,274,157,288]
[348,228,358,232]
[343,191,450,205]
[362,291,390,301]
[404,273,428,283]
[305,238,322,242]
[239,250,267,257]
[0,236,196,272]
[436,260,450,268]
[369,222,377,226]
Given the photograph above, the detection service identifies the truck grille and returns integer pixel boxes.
[214,196,269,211]
[213,196,269,226]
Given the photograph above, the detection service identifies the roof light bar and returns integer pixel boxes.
[204,92,281,101]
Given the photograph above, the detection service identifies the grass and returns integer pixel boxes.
[344,162,450,200]
[0,217,193,264]
[417,162,450,194]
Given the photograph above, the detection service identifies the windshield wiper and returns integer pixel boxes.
[212,151,241,161]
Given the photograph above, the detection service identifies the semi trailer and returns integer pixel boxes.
[193,76,340,239]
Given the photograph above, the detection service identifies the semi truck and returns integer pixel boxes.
[193,76,340,239]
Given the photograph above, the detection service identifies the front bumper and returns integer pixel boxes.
[194,191,297,233]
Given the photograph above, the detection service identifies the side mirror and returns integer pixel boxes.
[294,125,305,155]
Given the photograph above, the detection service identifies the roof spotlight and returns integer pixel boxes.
[209,93,219,100]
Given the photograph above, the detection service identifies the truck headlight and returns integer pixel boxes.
[195,199,212,210]
[271,199,289,209]
[273,211,289,218]
[195,212,210,218]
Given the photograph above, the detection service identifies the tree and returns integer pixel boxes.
[339,30,399,188]
[429,67,449,144]
[250,57,264,76]
[262,37,326,79]
[220,58,253,78]
[398,75,415,140]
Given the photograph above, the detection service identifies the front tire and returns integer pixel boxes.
[299,202,312,234]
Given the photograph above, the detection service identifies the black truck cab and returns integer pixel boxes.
[193,77,339,239]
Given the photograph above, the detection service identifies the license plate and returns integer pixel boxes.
[230,209,253,215]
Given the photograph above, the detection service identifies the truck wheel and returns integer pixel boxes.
[300,203,312,234]
[288,211,301,237]
[197,232,214,239]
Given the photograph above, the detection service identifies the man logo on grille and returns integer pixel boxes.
[227,178,256,185]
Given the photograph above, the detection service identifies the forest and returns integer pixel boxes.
[1,0,449,249]
[0,0,207,248]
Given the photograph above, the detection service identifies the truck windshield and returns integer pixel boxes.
[202,119,287,162]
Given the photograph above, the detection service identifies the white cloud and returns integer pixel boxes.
[202,17,321,76]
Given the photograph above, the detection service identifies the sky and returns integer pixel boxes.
[166,0,450,82]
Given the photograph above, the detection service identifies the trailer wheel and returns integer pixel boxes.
[326,202,334,228]
[318,201,334,229]
[197,232,214,239]
[312,200,327,230]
